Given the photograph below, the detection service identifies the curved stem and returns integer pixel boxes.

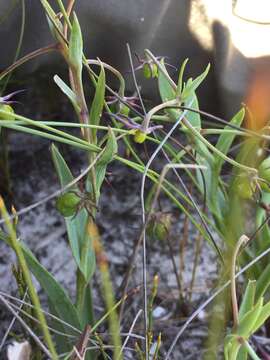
[142,99,178,132]
[243,341,261,360]
[0,44,58,81]
[182,117,258,175]
[87,59,125,98]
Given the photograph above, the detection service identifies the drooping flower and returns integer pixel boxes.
[107,112,163,143]
[134,54,177,79]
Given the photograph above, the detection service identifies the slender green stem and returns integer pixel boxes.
[87,59,125,98]
[243,341,261,360]
[39,0,67,45]
[182,118,258,175]
[0,110,99,152]
[55,0,72,29]
[201,129,249,136]
[142,99,178,132]
[0,198,58,359]
[0,121,130,133]
[0,122,97,152]
[91,297,125,333]
[231,235,249,328]
[93,223,122,360]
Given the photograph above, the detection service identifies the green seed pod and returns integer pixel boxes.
[147,212,172,241]
[0,104,15,121]
[56,192,80,217]
[258,157,270,192]
[133,129,147,144]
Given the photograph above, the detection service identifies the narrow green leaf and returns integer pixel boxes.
[158,60,176,102]
[89,65,105,139]
[95,127,118,199]
[97,127,118,165]
[53,75,80,112]
[176,58,189,97]
[215,108,245,173]
[237,298,263,338]
[256,261,270,300]
[255,190,270,269]
[157,60,182,121]
[21,245,81,330]
[48,300,73,354]
[51,144,96,282]
[184,91,201,129]
[46,15,65,45]
[40,0,57,21]
[252,300,270,333]
[224,335,242,360]
[69,13,83,72]
[236,345,248,360]
[239,280,256,321]
[181,63,210,101]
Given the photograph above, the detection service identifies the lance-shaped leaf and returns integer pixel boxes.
[252,300,270,333]
[214,108,245,174]
[257,263,270,297]
[69,13,83,73]
[95,127,118,199]
[236,297,263,338]
[0,230,81,334]
[51,144,96,282]
[22,245,81,331]
[89,64,105,139]
[181,63,210,101]
[54,75,80,113]
[47,15,65,47]
[157,60,181,122]
[239,280,256,321]
[176,58,189,97]
[158,60,176,102]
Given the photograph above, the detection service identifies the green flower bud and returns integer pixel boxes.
[147,212,172,241]
[143,63,158,79]
[0,104,15,121]
[151,63,159,78]
[258,157,270,192]
[133,129,147,144]
[56,192,80,217]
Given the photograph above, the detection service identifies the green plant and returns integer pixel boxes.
[224,235,270,359]
[1,0,270,358]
